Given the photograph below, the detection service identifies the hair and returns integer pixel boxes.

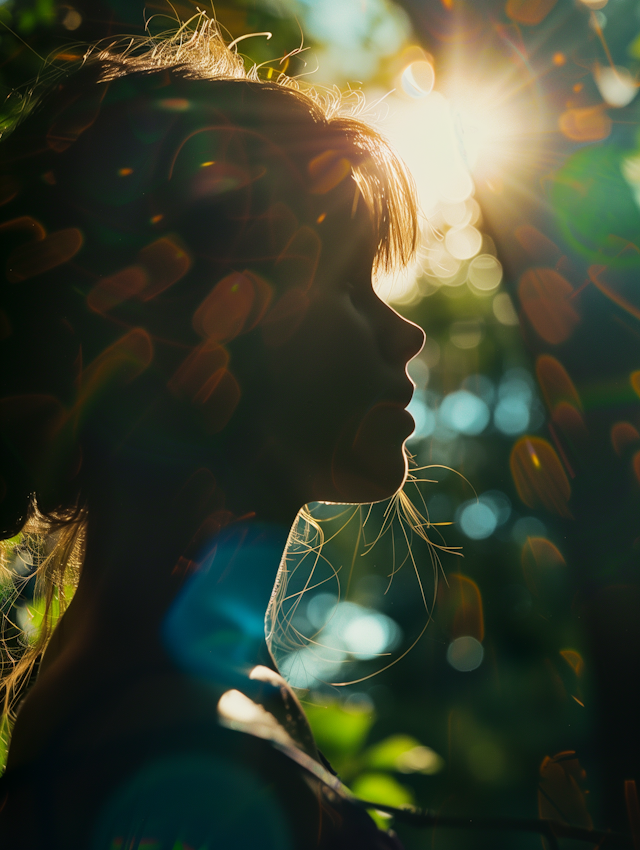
[0,14,419,722]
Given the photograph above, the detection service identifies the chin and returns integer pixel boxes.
[330,447,409,504]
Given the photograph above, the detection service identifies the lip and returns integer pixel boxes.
[399,403,415,420]
[378,381,415,411]
[369,400,416,436]
[397,405,416,435]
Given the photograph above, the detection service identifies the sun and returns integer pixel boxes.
[448,85,534,181]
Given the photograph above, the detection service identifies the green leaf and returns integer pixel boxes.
[26,595,58,634]
[21,585,75,643]
[362,734,421,769]
[629,31,640,60]
[304,700,375,761]
[0,715,12,774]
[1,533,21,550]
[35,0,55,25]
[17,10,36,34]
[350,772,414,808]
[363,734,445,774]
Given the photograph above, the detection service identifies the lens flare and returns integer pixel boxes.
[594,64,637,108]
[538,752,592,830]
[445,224,482,260]
[535,355,582,413]
[611,422,640,456]
[193,271,272,342]
[378,91,472,213]
[88,266,148,314]
[518,268,580,344]
[438,573,484,641]
[521,536,565,595]
[560,649,585,676]
[401,60,435,98]
[6,227,83,283]
[492,292,519,325]
[559,106,611,142]
[633,451,640,485]
[0,175,19,206]
[506,0,558,25]
[138,236,192,301]
[515,224,562,265]
[75,329,154,421]
[308,150,352,194]
[447,636,484,672]
[450,91,526,178]
[588,263,640,323]
[510,436,572,517]
[467,254,503,292]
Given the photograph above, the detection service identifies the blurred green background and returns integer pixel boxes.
[2,0,640,847]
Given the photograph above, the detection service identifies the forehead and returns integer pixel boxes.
[317,190,376,263]
[309,167,377,264]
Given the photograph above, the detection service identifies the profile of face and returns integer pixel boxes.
[0,71,424,535]
[219,182,425,507]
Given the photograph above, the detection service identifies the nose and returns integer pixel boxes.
[381,301,425,365]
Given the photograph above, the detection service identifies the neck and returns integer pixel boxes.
[163,519,292,686]
[43,461,298,681]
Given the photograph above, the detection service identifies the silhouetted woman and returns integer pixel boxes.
[0,18,424,849]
